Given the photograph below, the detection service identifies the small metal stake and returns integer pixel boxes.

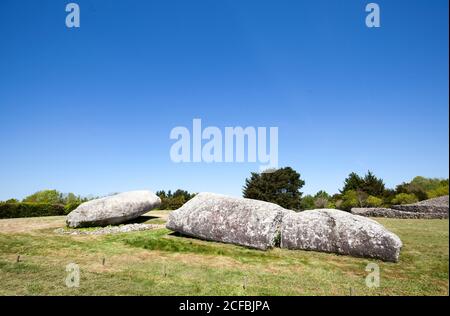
[16,255,20,263]
[102,257,105,266]
[349,287,355,296]
[163,265,167,277]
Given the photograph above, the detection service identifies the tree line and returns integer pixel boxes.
[243,167,449,211]
[1,189,198,211]
[1,168,448,214]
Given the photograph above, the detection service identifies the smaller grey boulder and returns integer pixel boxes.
[66,190,161,228]
[281,209,402,262]
[166,192,288,250]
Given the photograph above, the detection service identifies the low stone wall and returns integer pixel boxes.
[351,196,449,219]
[351,207,448,219]
[391,196,448,214]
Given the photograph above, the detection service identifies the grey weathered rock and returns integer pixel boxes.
[392,195,449,214]
[280,209,402,262]
[66,190,161,228]
[351,207,448,219]
[166,192,288,250]
[166,193,403,261]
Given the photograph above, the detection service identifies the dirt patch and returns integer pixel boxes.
[0,216,66,234]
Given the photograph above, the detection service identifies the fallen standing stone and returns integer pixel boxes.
[66,190,161,228]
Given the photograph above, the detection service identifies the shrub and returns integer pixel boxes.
[0,202,66,219]
[427,183,449,199]
[314,197,329,209]
[396,177,449,201]
[64,202,82,214]
[340,190,360,211]
[299,195,315,211]
[340,190,369,211]
[366,195,384,207]
[391,193,418,205]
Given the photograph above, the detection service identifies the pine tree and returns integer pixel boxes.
[242,167,305,210]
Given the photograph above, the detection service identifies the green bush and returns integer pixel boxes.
[0,202,66,219]
[391,193,418,205]
[299,195,315,211]
[366,195,384,207]
[427,183,449,199]
[340,190,360,211]
[64,202,82,214]
[396,177,448,201]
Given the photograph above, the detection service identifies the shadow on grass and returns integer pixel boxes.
[107,228,279,263]
[122,215,159,224]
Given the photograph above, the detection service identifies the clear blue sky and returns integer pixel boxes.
[0,0,448,200]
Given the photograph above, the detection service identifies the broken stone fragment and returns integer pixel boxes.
[280,209,402,262]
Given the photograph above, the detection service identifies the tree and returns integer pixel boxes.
[4,199,19,203]
[313,190,330,209]
[299,195,315,211]
[172,189,195,201]
[314,197,329,209]
[156,189,196,210]
[23,190,63,204]
[340,172,364,194]
[22,190,89,206]
[427,183,449,198]
[340,171,385,197]
[361,171,385,196]
[340,190,360,211]
[243,167,305,210]
[396,176,449,200]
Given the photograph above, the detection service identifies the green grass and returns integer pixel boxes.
[0,212,448,295]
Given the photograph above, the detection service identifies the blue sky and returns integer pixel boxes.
[0,0,448,200]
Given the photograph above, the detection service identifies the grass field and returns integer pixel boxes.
[0,210,448,296]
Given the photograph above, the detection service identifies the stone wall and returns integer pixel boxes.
[351,207,448,219]
[351,195,449,219]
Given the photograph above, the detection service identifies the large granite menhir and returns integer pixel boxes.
[280,209,402,262]
[166,193,403,262]
[166,193,288,250]
[66,190,161,228]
